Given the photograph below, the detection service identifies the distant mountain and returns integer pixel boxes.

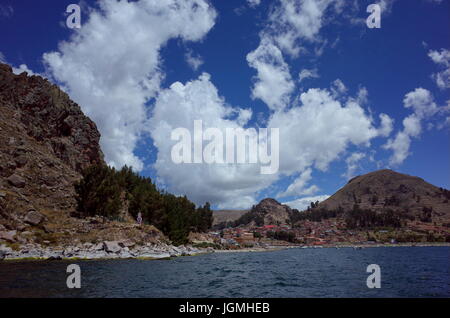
[251,198,292,225]
[212,209,248,226]
[319,169,450,222]
[218,169,450,230]
[216,198,292,228]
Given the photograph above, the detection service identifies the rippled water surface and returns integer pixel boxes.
[0,246,448,297]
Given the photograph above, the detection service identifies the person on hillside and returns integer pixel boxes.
[137,212,143,226]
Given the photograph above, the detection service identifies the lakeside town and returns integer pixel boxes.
[199,218,450,250]
[2,208,450,261]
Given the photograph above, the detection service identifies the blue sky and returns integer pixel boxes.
[0,0,449,210]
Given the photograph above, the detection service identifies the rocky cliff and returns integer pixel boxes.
[0,64,173,254]
[0,63,104,228]
[254,198,292,225]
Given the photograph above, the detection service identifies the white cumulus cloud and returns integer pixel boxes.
[378,113,394,137]
[246,38,295,111]
[12,64,36,76]
[278,168,319,198]
[269,87,380,175]
[342,152,366,180]
[266,0,336,57]
[403,87,438,118]
[247,0,262,8]
[185,49,204,71]
[149,73,278,209]
[299,68,319,82]
[428,48,450,90]
[384,88,442,165]
[43,0,217,171]
[283,194,331,211]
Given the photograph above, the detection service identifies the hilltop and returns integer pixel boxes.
[215,198,292,229]
[318,169,449,223]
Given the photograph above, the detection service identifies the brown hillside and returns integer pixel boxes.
[0,63,167,246]
[319,169,450,221]
[212,210,248,226]
[0,63,104,220]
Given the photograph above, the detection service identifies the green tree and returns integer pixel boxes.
[75,164,213,245]
[74,165,122,218]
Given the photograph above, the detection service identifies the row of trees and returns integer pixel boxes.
[75,165,213,245]
[345,204,402,229]
[288,202,413,230]
[266,230,296,243]
[290,207,342,223]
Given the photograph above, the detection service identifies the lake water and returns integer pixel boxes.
[0,246,448,298]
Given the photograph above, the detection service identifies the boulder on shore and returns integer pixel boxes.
[0,230,17,242]
[93,243,104,251]
[103,241,121,253]
[7,174,26,188]
[120,239,135,248]
[24,210,45,226]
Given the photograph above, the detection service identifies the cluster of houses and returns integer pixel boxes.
[209,221,360,247]
[207,215,449,247]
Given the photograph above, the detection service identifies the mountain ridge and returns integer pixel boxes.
[215,169,450,231]
[318,169,449,221]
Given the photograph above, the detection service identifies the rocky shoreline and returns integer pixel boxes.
[1,241,449,262]
[0,240,214,261]
[213,242,450,253]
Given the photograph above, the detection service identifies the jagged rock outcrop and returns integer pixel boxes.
[0,63,103,172]
[0,62,104,230]
[232,198,292,227]
[253,198,292,225]
[24,210,45,226]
